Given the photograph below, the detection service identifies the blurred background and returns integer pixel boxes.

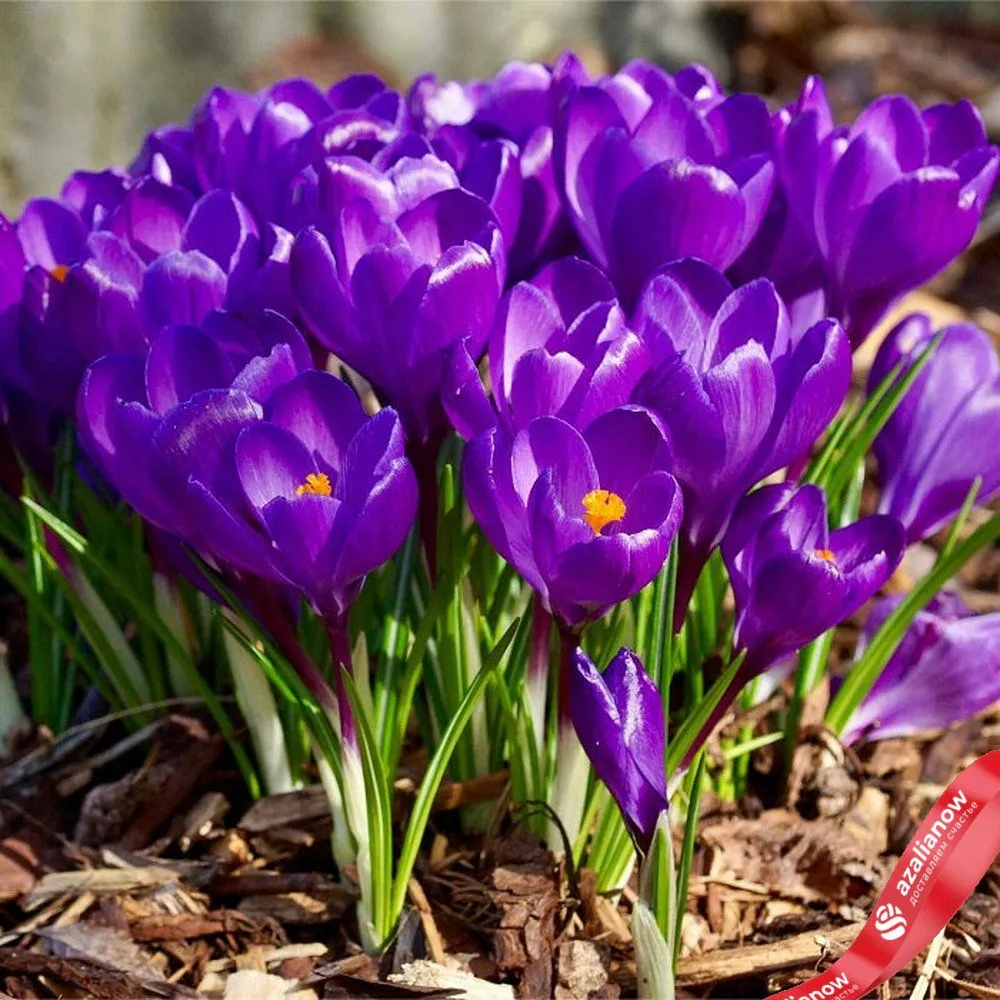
[4,0,1000,217]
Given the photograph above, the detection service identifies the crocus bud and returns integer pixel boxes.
[568,646,666,852]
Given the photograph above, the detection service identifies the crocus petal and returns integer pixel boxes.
[153,388,262,503]
[141,250,227,331]
[146,324,235,414]
[236,421,317,512]
[842,170,978,342]
[442,338,496,440]
[111,179,195,261]
[266,369,368,471]
[601,647,667,806]
[183,190,260,277]
[845,612,1000,743]
[17,198,87,270]
[583,406,673,499]
[632,259,732,367]
[568,647,668,850]
[610,161,746,306]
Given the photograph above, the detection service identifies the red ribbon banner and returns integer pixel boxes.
[768,749,1000,1000]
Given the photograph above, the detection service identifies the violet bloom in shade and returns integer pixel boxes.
[291,185,504,450]
[728,79,829,329]
[78,310,416,621]
[7,199,146,417]
[842,593,1000,745]
[463,408,682,630]
[555,61,775,307]
[569,646,666,852]
[4,179,290,419]
[0,216,51,482]
[781,79,999,347]
[410,60,582,278]
[445,256,649,439]
[183,76,407,227]
[869,313,1000,544]
[632,259,851,616]
[724,483,905,676]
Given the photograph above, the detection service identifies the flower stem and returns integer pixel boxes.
[548,624,586,852]
[678,664,748,773]
[527,597,552,756]
[672,536,708,634]
[409,439,442,585]
[243,578,338,715]
[326,613,357,751]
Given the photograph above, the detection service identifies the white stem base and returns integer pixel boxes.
[632,899,675,1000]
[0,645,25,752]
[153,573,197,698]
[547,723,589,853]
[223,627,295,796]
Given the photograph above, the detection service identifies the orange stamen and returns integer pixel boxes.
[815,548,836,563]
[296,472,332,497]
[50,264,69,283]
[582,489,626,536]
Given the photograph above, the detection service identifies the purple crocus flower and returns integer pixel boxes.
[670,482,903,770]
[869,313,1000,544]
[781,79,999,346]
[78,309,416,620]
[632,260,851,617]
[569,646,666,852]
[3,177,295,421]
[843,593,1000,744]
[305,73,408,163]
[464,407,682,630]
[4,198,147,417]
[291,183,503,449]
[445,256,648,439]
[0,215,52,483]
[723,483,905,676]
[555,61,776,307]
[185,76,408,228]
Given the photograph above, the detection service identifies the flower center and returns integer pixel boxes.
[296,472,332,497]
[815,548,836,563]
[582,489,626,536]
[50,265,69,283]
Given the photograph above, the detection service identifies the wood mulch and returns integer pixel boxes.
[0,689,998,999]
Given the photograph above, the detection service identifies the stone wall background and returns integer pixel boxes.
[0,0,743,216]
[0,1,588,214]
[3,1,984,217]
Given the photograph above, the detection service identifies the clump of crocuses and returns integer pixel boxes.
[3,50,1000,983]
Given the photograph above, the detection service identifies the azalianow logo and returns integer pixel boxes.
[874,903,907,941]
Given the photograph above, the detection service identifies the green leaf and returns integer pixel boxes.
[665,651,745,777]
[721,730,783,761]
[341,669,394,948]
[674,752,706,964]
[374,528,417,760]
[23,499,199,674]
[389,617,519,926]
[827,508,1000,733]
[809,334,940,500]
[642,812,673,939]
